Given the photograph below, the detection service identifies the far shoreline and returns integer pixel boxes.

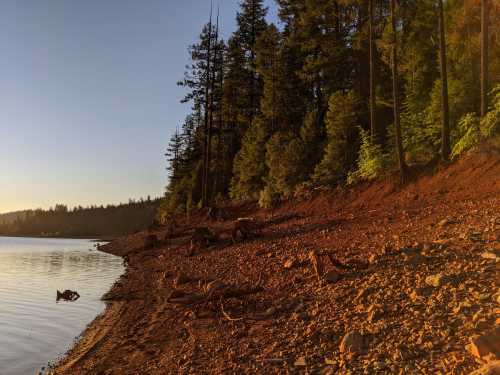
[0,234,116,242]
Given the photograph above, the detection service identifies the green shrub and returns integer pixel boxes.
[451,113,480,159]
[451,84,500,159]
[481,85,500,137]
[347,128,388,184]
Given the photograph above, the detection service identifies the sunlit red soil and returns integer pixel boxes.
[52,145,499,374]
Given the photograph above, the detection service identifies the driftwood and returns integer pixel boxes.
[167,284,263,306]
[309,251,353,282]
[57,289,80,302]
[325,253,351,270]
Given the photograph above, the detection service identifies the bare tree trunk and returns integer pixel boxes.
[438,0,450,161]
[202,10,213,207]
[481,0,489,117]
[369,0,377,142]
[391,0,406,178]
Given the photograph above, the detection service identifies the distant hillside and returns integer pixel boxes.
[0,198,162,238]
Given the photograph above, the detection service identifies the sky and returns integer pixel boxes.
[0,0,278,213]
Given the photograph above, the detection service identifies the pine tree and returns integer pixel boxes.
[236,0,268,121]
[314,91,361,184]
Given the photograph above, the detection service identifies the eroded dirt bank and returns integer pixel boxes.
[52,147,499,374]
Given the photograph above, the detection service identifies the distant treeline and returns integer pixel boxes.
[0,198,161,238]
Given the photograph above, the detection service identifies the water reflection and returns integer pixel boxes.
[0,236,123,375]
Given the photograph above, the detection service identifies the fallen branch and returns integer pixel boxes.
[167,285,263,306]
[220,302,245,322]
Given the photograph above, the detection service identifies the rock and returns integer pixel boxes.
[465,328,500,360]
[481,252,498,260]
[438,218,453,227]
[339,330,365,356]
[294,356,306,366]
[284,258,298,269]
[369,254,379,264]
[468,361,500,375]
[324,270,341,283]
[425,274,444,288]
[367,304,384,323]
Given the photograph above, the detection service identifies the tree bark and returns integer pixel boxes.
[391,0,406,178]
[438,0,450,161]
[481,0,489,117]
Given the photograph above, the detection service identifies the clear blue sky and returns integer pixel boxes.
[0,0,278,213]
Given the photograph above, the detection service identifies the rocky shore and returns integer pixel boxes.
[51,147,499,374]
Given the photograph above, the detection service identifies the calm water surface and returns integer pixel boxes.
[0,236,124,375]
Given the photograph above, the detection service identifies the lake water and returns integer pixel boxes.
[0,236,124,375]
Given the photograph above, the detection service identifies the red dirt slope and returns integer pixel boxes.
[52,144,499,374]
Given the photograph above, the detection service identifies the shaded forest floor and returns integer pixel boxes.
[51,144,499,374]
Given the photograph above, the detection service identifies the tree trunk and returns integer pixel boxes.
[202,13,213,207]
[438,0,450,161]
[390,0,406,178]
[369,0,377,143]
[481,0,489,117]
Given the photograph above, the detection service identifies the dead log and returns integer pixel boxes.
[231,218,263,244]
[326,253,351,270]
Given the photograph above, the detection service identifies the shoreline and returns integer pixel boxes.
[0,234,116,242]
[48,242,127,373]
[50,149,499,374]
